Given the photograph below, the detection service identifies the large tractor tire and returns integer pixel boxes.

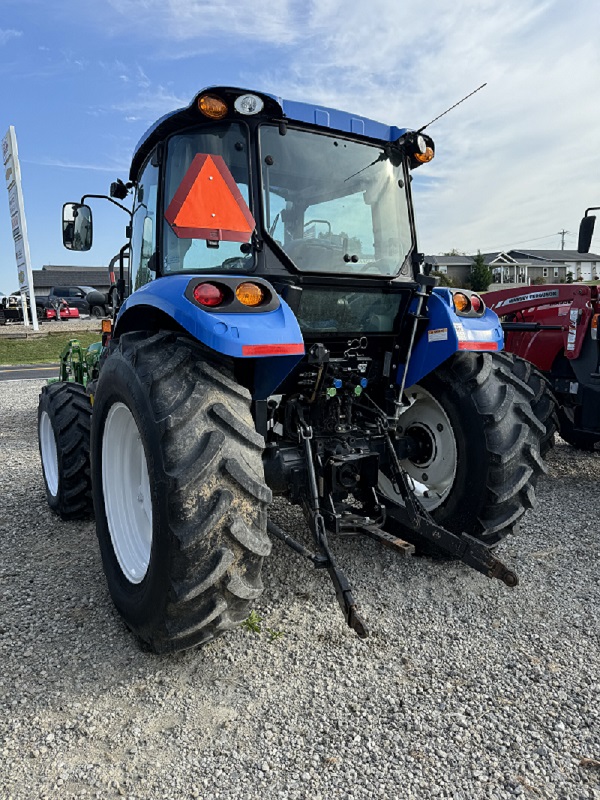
[379,351,546,548]
[38,382,94,520]
[90,331,272,653]
[494,352,558,457]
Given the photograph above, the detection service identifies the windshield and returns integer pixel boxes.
[259,126,413,279]
[163,123,253,274]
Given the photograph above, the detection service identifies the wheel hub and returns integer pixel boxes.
[102,402,153,584]
[405,423,436,467]
[379,385,458,511]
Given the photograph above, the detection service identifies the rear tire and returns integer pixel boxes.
[38,382,93,520]
[380,351,546,548]
[91,331,272,653]
[494,352,558,457]
[90,305,104,319]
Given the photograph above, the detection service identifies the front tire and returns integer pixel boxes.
[379,351,547,546]
[90,305,104,319]
[91,331,272,653]
[38,382,93,519]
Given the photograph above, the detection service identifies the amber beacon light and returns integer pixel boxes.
[198,94,228,119]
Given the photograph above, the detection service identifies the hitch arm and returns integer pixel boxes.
[384,501,518,587]
[294,413,369,638]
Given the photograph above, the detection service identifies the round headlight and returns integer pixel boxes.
[416,135,427,154]
[234,94,264,116]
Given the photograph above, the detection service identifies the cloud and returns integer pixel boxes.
[105,0,300,45]
[253,0,599,255]
[0,28,22,45]
[87,0,600,254]
[23,157,130,173]
[110,84,189,118]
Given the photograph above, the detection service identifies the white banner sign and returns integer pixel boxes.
[2,126,37,328]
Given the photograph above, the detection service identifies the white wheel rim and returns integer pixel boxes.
[379,385,458,511]
[39,410,59,497]
[102,402,153,584]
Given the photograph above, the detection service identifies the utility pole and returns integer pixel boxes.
[557,229,570,250]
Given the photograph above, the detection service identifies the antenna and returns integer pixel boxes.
[416,83,487,133]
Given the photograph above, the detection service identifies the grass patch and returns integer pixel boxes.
[0,332,101,365]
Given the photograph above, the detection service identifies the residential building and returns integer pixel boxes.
[426,249,600,288]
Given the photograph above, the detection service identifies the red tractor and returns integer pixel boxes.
[486,208,600,451]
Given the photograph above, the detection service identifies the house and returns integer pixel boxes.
[426,249,600,288]
[425,255,474,286]
[483,252,562,285]
[507,250,600,282]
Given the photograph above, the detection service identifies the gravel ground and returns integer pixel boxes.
[1,379,599,800]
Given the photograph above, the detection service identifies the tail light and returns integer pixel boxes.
[193,282,225,307]
[470,294,484,313]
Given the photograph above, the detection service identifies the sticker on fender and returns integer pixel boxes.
[428,328,448,342]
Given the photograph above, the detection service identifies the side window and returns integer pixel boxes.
[130,154,159,293]
[54,287,69,298]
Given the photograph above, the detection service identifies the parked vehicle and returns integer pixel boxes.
[38,86,549,652]
[485,206,600,451]
[0,292,46,324]
[42,286,91,316]
[486,283,600,450]
[85,289,112,318]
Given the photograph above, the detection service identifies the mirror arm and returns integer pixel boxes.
[116,242,130,308]
[80,194,133,219]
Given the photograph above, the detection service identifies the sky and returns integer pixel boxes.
[1,0,599,294]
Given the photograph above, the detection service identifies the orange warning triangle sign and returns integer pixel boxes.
[165,154,255,242]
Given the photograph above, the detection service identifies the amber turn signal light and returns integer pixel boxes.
[236,282,265,306]
[414,146,434,164]
[198,94,228,119]
[453,292,471,313]
[101,319,112,333]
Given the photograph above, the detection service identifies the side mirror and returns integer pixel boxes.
[578,215,596,254]
[63,202,93,251]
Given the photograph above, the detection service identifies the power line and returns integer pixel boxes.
[557,229,571,250]
[460,231,575,255]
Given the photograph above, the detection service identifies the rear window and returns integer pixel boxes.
[296,288,404,334]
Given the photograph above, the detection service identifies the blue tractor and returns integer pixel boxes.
[38,87,548,651]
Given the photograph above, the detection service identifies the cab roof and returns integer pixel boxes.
[130,86,410,180]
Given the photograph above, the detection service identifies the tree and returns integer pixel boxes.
[430,270,458,288]
[442,248,466,256]
[469,251,494,292]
